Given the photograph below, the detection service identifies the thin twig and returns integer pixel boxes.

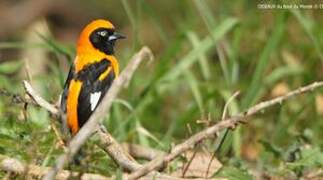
[206,91,240,177]
[0,88,30,104]
[50,120,67,150]
[23,81,59,115]
[97,128,185,179]
[221,91,240,120]
[127,81,323,179]
[23,81,67,149]
[182,124,196,178]
[182,150,197,178]
[42,46,153,180]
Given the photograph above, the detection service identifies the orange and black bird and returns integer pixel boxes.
[61,19,125,135]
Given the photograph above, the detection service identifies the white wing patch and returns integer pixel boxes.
[90,92,101,111]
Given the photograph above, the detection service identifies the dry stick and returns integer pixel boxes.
[22,63,189,179]
[50,120,67,150]
[0,154,189,180]
[42,47,153,180]
[0,155,110,180]
[97,127,142,172]
[221,91,240,120]
[122,143,165,161]
[182,150,197,177]
[23,81,66,149]
[206,91,240,177]
[96,129,191,180]
[0,88,32,105]
[127,81,323,180]
[23,81,59,115]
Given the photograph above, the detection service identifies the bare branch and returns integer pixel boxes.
[97,130,193,180]
[21,55,184,179]
[97,127,141,172]
[122,143,165,161]
[23,80,59,115]
[0,155,111,180]
[127,81,323,179]
[0,88,31,104]
[43,46,153,180]
[21,45,323,179]
[0,154,201,180]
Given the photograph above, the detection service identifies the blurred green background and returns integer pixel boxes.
[0,0,323,179]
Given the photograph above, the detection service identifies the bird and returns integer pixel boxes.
[60,19,125,136]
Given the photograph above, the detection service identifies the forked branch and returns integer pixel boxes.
[20,46,323,179]
[127,81,323,179]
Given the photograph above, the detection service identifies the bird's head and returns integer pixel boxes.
[77,19,125,55]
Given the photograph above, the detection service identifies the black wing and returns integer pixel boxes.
[61,65,75,113]
[76,59,115,127]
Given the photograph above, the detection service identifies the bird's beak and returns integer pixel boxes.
[108,32,126,41]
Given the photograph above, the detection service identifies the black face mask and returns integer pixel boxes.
[89,28,125,55]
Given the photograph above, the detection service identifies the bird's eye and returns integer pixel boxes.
[98,31,107,37]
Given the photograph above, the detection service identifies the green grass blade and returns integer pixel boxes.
[291,9,323,62]
[0,42,51,49]
[37,33,74,62]
[264,65,303,85]
[192,0,232,85]
[192,0,216,28]
[242,12,287,108]
[161,18,238,82]
[0,60,24,74]
[121,0,140,49]
[186,31,211,80]
[184,70,204,115]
